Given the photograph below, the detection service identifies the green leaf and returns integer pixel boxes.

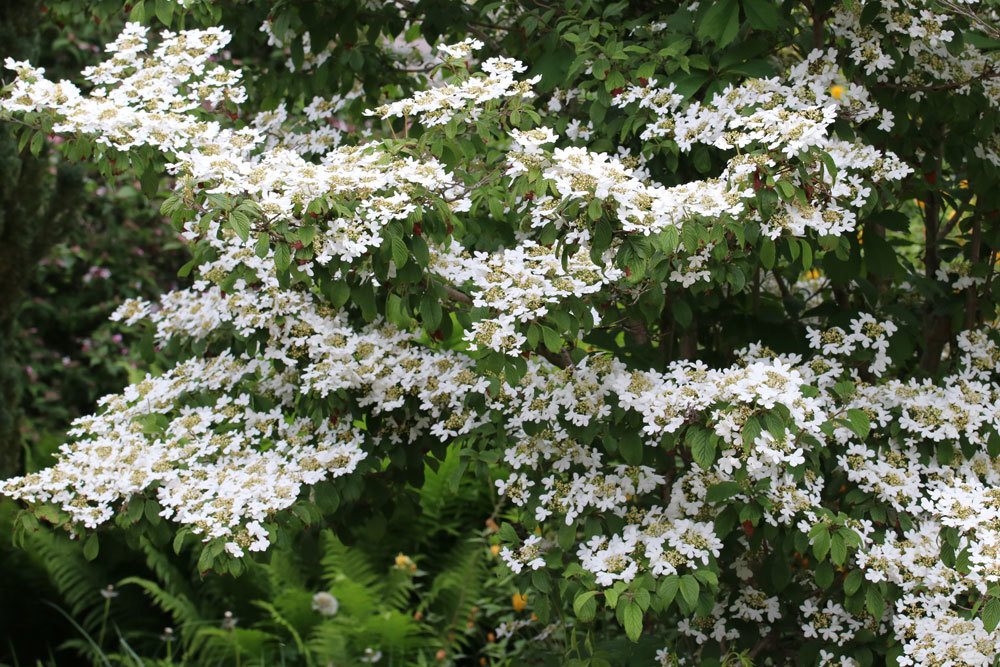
[328,281,351,308]
[671,300,693,328]
[830,533,848,565]
[982,597,1000,632]
[775,180,795,200]
[863,233,899,278]
[588,198,603,220]
[573,591,599,622]
[129,0,147,21]
[386,294,406,326]
[687,427,716,469]
[657,575,680,606]
[844,569,863,596]
[274,243,291,271]
[499,522,518,543]
[812,529,831,561]
[865,585,884,618]
[705,481,741,503]
[352,283,377,321]
[619,432,643,466]
[594,218,613,251]
[815,560,834,589]
[229,212,251,242]
[693,569,718,587]
[420,295,443,330]
[391,235,409,268]
[622,601,643,641]
[29,131,43,156]
[255,234,270,259]
[173,530,188,555]
[742,0,779,31]
[760,237,776,269]
[558,522,576,551]
[697,0,740,48]
[83,534,99,561]
[845,408,871,439]
[678,575,699,607]
[605,581,626,609]
[155,0,174,24]
[541,326,563,353]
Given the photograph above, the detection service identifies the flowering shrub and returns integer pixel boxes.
[2,1,1000,664]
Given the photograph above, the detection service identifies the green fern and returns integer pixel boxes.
[423,537,489,650]
[117,575,200,635]
[24,529,110,630]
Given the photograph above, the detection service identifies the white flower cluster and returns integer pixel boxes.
[829,0,1000,167]
[4,24,250,155]
[0,350,367,558]
[806,314,898,377]
[519,144,742,237]
[431,240,620,353]
[365,41,540,127]
[1,26,472,268]
[613,49,911,239]
[249,93,363,157]
[936,260,987,292]
[830,0,999,106]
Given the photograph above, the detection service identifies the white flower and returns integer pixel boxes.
[311,591,339,616]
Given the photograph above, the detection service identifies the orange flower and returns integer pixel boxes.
[490,544,501,556]
[512,593,528,612]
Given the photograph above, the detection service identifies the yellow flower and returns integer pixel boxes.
[512,593,528,612]
[959,179,969,189]
[394,553,417,572]
[490,544,501,556]
[830,84,844,100]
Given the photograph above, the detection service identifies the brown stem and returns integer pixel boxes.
[811,2,826,49]
[441,284,473,305]
[920,148,949,373]
[772,269,792,303]
[679,318,698,360]
[538,347,572,369]
[937,194,973,242]
[624,317,649,346]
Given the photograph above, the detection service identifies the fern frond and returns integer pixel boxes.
[117,576,200,634]
[320,531,380,593]
[187,626,281,667]
[137,535,196,604]
[28,532,107,629]
[423,538,488,648]
[251,600,310,666]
